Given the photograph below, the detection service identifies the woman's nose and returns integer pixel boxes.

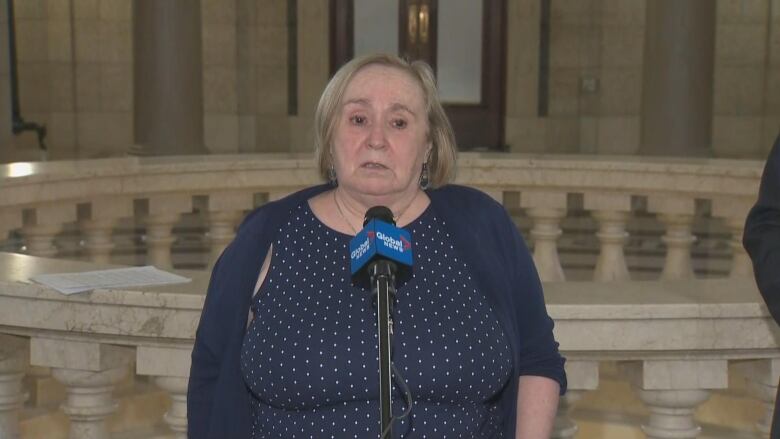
[366,123,387,149]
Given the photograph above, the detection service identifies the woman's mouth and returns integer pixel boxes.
[361,162,388,169]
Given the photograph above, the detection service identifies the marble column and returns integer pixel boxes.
[144,194,192,269]
[137,345,193,438]
[623,359,728,439]
[640,0,715,157]
[133,0,206,155]
[739,358,780,435]
[0,335,28,439]
[30,338,133,439]
[712,198,754,278]
[79,198,133,264]
[206,191,252,266]
[521,190,567,282]
[21,204,76,257]
[585,193,632,281]
[648,196,696,280]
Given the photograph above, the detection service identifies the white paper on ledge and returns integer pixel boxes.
[30,266,191,295]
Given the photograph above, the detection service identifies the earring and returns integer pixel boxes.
[419,162,430,190]
[328,165,338,187]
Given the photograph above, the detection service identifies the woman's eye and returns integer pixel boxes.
[350,115,367,125]
[392,119,407,129]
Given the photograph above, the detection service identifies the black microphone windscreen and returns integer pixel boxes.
[363,206,395,226]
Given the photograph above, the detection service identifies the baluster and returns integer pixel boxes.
[207,191,252,265]
[712,198,753,278]
[552,360,598,438]
[0,210,22,250]
[623,359,727,439]
[21,204,76,257]
[145,194,192,269]
[137,345,193,438]
[738,358,780,435]
[31,338,132,439]
[585,193,631,281]
[521,191,567,282]
[0,335,28,439]
[648,196,696,280]
[79,198,132,264]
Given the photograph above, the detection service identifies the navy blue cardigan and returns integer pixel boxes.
[187,184,566,438]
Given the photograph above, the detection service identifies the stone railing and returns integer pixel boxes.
[0,252,777,439]
[0,153,774,438]
[0,153,764,280]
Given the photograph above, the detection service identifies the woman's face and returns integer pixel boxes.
[331,64,431,200]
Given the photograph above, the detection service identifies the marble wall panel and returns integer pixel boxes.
[505,117,547,153]
[596,116,640,155]
[547,68,581,116]
[13,0,46,18]
[255,66,287,114]
[75,62,100,111]
[100,62,132,112]
[17,63,51,111]
[203,24,237,67]
[74,19,100,62]
[203,0,237,25]
[204,65,238,113]
[98,0,131,20]
[713,66,766,115]
[716,23,768,66]
[598,68,642,115]
[712,115,765,157]
[255,115,290,152]
[600,0,645,25]
[205,114,240,153]
[48,62,74,111]
[14,19,48,62]
[717,0,768,24]
[45,0,70,20]
[98,19,131,63]
[47,19,73,62]
[600,24,644,68]
[73,0,99,19]
[77,112,132,152]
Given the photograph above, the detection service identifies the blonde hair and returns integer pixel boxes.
[314,53,457,188]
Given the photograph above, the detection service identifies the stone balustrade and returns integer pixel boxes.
[0,153,773,437]
[0,252,777,438]
[0,153,764,282]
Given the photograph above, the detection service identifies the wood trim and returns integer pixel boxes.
[329,0,353,75]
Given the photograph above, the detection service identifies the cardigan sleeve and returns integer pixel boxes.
[502,209,567,392]
[744,134,780,324]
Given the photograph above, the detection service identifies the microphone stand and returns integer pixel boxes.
[369,259,396,438]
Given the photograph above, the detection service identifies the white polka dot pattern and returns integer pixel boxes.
[240,203,512,438]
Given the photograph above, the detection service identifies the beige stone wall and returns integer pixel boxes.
[8,0,133,161]
[505,0,645,155]
[3,0,778,162]
[202,0,239,153]
[712,0,780,157]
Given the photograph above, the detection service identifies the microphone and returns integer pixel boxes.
[349,206,412,436]
[349,206,413,285]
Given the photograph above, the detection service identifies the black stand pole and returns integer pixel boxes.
[370,260,396,438]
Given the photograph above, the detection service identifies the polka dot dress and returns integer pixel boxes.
[240,202,512,438]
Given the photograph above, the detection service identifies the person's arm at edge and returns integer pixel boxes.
[516,375,560,439]
[744,134,780,323]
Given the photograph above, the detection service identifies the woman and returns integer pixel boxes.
[188,53,566,438]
